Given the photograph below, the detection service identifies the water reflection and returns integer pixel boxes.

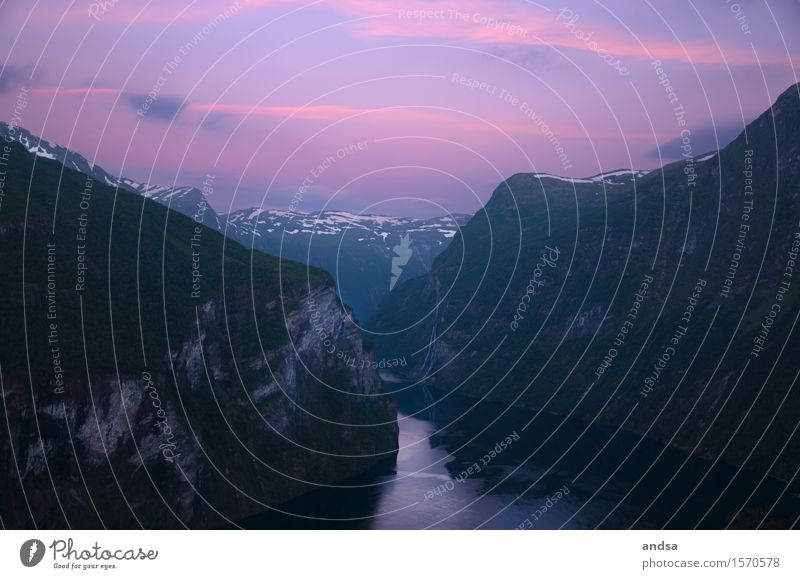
[240,375,800,529]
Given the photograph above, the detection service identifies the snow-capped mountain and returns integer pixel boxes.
[0,122,222,229]
[1,121,123,188]
[119,178,222,229]
[225,208,466,244]
[225,208,471,321]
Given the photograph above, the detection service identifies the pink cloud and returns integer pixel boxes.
[328,0,776,66]
[190,102,471,125]
[188,101,610,139]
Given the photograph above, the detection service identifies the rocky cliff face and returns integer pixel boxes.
[4,285,396,528]
[0,140,397,529]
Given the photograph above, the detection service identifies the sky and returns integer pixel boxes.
[0,0,798,217]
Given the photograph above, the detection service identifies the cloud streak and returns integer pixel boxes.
[189,101,611,138]
[29,0,285,25]
[33,86,120,96]
[190,102,471,125]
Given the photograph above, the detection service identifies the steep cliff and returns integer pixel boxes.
[0,139,398,528]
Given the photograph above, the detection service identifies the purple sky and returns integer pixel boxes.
[1,0,799,217]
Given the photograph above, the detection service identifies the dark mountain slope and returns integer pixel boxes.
[369,83,800,489]
[0,139,397,528]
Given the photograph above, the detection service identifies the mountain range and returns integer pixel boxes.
[225,208,471,320]
[0,121,467,321]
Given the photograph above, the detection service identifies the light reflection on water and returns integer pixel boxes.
[239,375,799,529]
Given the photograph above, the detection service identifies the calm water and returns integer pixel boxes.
[240,374,799,529]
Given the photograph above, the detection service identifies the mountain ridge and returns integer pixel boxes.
[0,120,469,320]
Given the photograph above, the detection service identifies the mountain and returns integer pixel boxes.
[0,122,223,230]
[0,122,467,321]
[369,83,800,490]
[0,138,398,529]
[119,177,223,230]
[225,208,471,321]
[0,121,122,187]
